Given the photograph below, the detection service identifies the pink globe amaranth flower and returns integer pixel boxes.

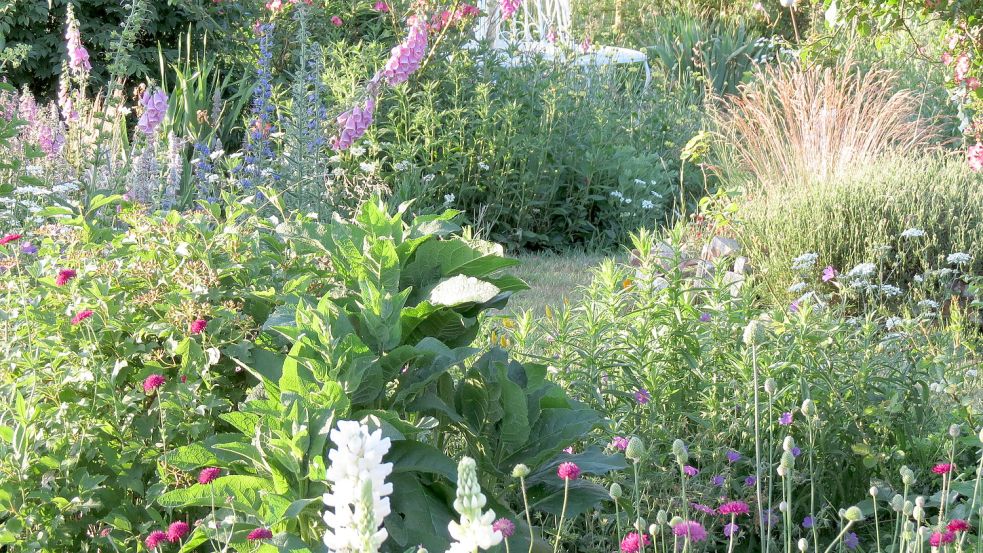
[967,77,981,91]
[145,530,168,549]
[683,465,699,477]
[673,520,707,542]
[198,467,221,484]
[822,265,837,282]
[56,268,78,286]
[143,374,166,393]
[719,500,750,515]
[967,142,983,173]
[331,15,344,26]
[373,1,390,12]
[501,0,522,20]
[932,463,955,475]
[71,309,94,325]
[190,319,207,335]
[620,531,651,553]
[137,89,169,135]
[166,521,190,542]
[634,389,651,404]
[611,436,629,451]
[380,18,428,86]
[492,517,515,538]
[557,461,580,480]
[948,519,970,532]
[247,528,273,541]
[330,94,376,151]
[0,233,22,246]
[930,531,956,546]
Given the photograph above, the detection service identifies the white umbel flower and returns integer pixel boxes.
[447,457,502,553]
[323,420,393,553]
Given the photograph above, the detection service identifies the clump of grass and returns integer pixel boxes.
[715,55,939,189]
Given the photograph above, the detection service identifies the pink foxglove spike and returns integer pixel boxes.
[137,89,169,135]
[501,0,522,20]
[381,17,429,86]
[331,95,376,151]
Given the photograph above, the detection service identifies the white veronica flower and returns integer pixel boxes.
[947,252,972,265]
[900,228,926,239]
[323,421,393,553]
[447,457,502,553]
[791,252,818,271]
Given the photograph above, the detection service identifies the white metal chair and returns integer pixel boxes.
[473,0,651,87]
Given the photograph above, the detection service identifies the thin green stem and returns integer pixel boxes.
[520,476,534,553]
[553,479,570,553]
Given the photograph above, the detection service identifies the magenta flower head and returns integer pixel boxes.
[0,233,22,246]
[968,142,983,172]
[373,1,390,12]
[247,528,273,541]
[779,412,793,425]
[611,436,629,451]
[948,519,970,532]
[501,0,521,20]
[330,94,376,151]
[634,389,651,404]
[71,309,94,325]
[166,521,190,542]
[380,17,429,86]
[198,467,221,484]
[620,531,651,553]
[56,268,78,286]
[822,265,838,282]
[683,465,699,477]
[189,319,207,335]
[557,461,580,480]
[143,374,165,394]
[137,88,169,135]
[492,517,515,538]
[673,520,707,542]
[719,500,750,516]
[330,15,344,26]
[145,530,168,549]
[933,463,955,475]
[726,449,741,463]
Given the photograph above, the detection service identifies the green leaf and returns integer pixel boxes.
[157,475,274,509]
[388,440,458,482]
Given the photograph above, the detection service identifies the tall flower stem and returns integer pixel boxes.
[821,521,856,553]
[873,497,881,553]
[808,418,819,553]
[752,345,765,550]
[958,445,983,552]
[553,479,570,553]
[520,475,534,553]
[726,514,737,553]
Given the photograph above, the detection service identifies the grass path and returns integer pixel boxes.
[503,251,613,315]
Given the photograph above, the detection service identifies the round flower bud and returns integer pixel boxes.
[801,399,816,417]
[915,496,925,508]
[649,523,659,536]
[626,437,645,462]
[635,517,647,532]
[900,466,915,486]
[609,483,623,499]
[512,464,530,478]
[950,424,961,438]
[417,548,429,553]
[669,516,683,528]
[780,451,795,470]
[890,494,903,512]
[656,510,667,525]
[798,538,809,552]
[844,506,863,522]
[779,501,788,513]
[671,439,688,465]
[765,378,777,395]
[777,465,788,477]
[783,436,796,452]
[869,486,878,498]
[912,505,924,521]
[903,500,913,516]
[743,320,766,346]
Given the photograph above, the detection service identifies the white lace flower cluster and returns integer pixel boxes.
[323,420,393,553]
[447,457,503,553]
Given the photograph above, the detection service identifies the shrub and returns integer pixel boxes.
[714,56,938,189]
[736,154,983,300]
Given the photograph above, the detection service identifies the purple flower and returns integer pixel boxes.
[691,502,717,515]
[726,450,741,463]
[611,436,629,451]
[379,17,429,86]
[699,312,711,322]
[779,412,793,425]
[822,265,838,282]
[843,532,859,550]
[791,446,801,457]
[711,475,725,487]
[724,523,740,538]
[137,89,169,135]
[634,389,651,404]
[492,518,515,538]
[789,300,800,313]
[683,465,699,477]
[20,243,38,255]
[802,516,814,529]
[744,475,756,487]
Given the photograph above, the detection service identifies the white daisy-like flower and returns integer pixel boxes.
[349,146,366,156]
[359,161,377,174]
[900,228,926,239]
[329,154,342,163]
[332,167,346,177]
[885,317,904,330]
[947,252,972,265]
[791,252,818,271]
[393,160,411,171]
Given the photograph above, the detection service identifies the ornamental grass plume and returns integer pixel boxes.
[714,55,938,190]
[380,17,428,87]
[323,421,393,553]
[448,456,502,553]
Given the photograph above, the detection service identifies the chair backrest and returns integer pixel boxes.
[475,0,573,45]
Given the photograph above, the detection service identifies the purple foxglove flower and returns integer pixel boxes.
[137,89,169,135]
[822,265,837,282]
[380,18,428,86]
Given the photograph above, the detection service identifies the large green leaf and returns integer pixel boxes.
[388,440,458,482]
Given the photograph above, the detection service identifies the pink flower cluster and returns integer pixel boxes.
[198,467,222,484]
[620,531,651,553]
[143,374,166,394]
[137,89,169,135]
[190,319,207,335]
[71,310,94,325]
[718,500,750,516]
[492,517,515,538]
[65,7,91,74]
[144,521,190,549]
[557,461,580,480]
[430,4,480,32]
[673,520,707,542]
[330,95,376,151]
[381,17,429,86]
[501,0,522,20]
[968,142,983,173]
[266,0,311,12]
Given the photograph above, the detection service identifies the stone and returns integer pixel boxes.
[707,236,740,260]
[723,271,744,297]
